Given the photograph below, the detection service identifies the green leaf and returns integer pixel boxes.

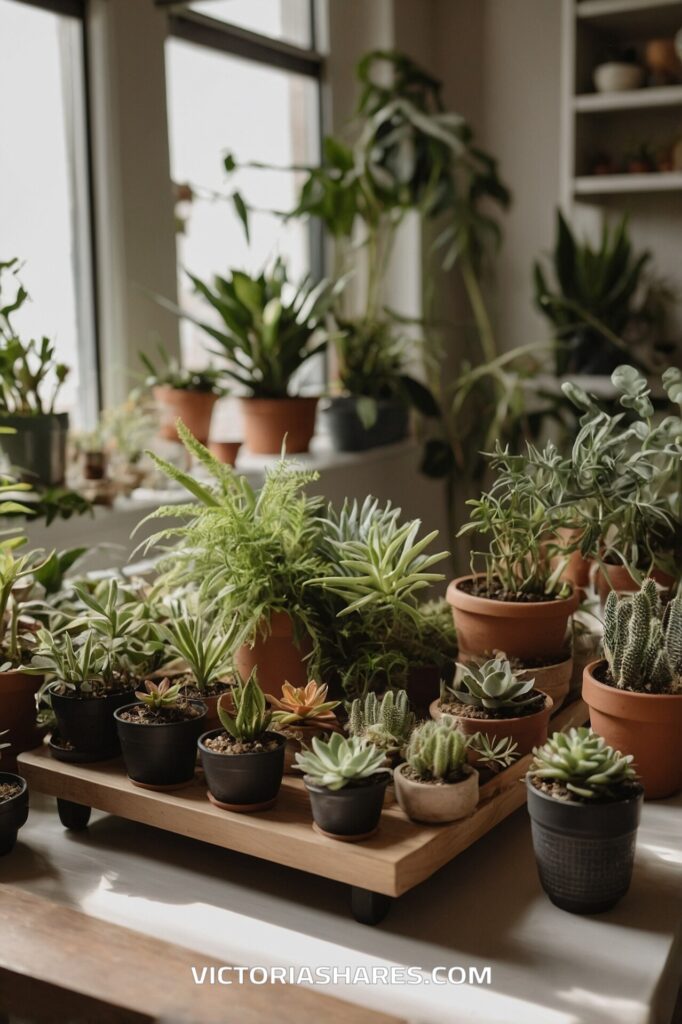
[232,191,250,243]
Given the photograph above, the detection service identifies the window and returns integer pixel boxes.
[165,3,322,372]
[0,0,98,428]
[187,0,312,48]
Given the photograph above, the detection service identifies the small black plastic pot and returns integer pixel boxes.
[114,701,208,788]
[50,683,135,761]
[320,396,408,452]
[304,772,390,840]
[0,772,29,855]
[198,730,285,810]
[526,778,643,914]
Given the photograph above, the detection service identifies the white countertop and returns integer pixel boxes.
[5,791,681,1024]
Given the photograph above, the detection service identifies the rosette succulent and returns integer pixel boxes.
[528,727,637,800]
[448,657,542,715]
[135,678,182,709]
[268,680,340,729]
[294,733,386,790]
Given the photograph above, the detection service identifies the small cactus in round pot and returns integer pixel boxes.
[526,728,643,914]
[394,717,479,824]
[295,734,390,840]
[434,657,552,756]
[583,580,682,799]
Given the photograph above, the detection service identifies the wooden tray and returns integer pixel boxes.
[18,699,588,925]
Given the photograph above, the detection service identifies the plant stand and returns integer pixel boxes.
[18,699,587,925]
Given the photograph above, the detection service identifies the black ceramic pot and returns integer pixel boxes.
[114,701,208,787]
[50,684,135,761]
[0,412,69,486]
[0,772,28,855]
[320,396,408,452]
[526,778,643,914]
[304,772,390,839]
[198,730,285,810]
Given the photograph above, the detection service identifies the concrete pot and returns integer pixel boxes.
[394,762,479,823]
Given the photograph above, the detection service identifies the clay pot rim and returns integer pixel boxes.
[460,653,574,673]
[394,761,478,789]
[0,667,40,682]
[583,660,682,706]
[430,692,553,724]
[447,575,579,618]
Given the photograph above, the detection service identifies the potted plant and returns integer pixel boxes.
[561,368,682,599]
[346,689,415,763]
[526,727,642,913]
[33,580,162,761]
[179,259,344,453]
[0,730,28,855]
[141,344,223,445]
[582,579,682,798]
[321,318,439,452]
[394,717,478,824]
[295,733,389,841]
[450,444,579,662]
[431,657,552,756]
[144,425,328,695]
[198,674,285,811]
[0,261,70,486]
[158,612,236,726]
[268,680,341,773]
[115,678,207,789]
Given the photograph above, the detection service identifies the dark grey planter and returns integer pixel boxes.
[0,412,69,486]
[0,772,28,855]
[526,778,643,914]
[50,684,135,761]
[320,396,408,451]
[304,772,390,839]
[114,701,208,787]
[198,730,285,809]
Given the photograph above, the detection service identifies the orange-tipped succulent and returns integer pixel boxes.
[268,681,340,729]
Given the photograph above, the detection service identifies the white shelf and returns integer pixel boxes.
[576,0,682,34]
[573,172,682,195]
[574,85,682,111]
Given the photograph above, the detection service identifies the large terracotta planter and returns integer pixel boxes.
[394,762,479,823]
[0,670,43,767]
[582,660,682,799]
[240,397,318,454]
[234,612,311,698]
[430,693,553,757]
[154,386,217,444]
[446,575,579,662]
[595,563,676,605]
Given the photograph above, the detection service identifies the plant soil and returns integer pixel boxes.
[593,659,673,695]
[0,782,21,802]
[204,733,281,755]
[440,693,546,720]
[460,578,559,604]
[178,676,232,701]
[401,766,465,786]
[52,681,134,700]
[529,774,642,806]
[118,702,203,725]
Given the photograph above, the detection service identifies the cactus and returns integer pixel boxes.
[528,727,637,800]
[347,689,415,752]
[405,717,469,783]
[448,657,542,715]
[603,580,682,693]
[294,734,387,790]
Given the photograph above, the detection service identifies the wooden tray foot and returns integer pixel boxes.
[350,887,392,925]
[312,822,378,843]
[57,798,91,831]
[206,792,276,813]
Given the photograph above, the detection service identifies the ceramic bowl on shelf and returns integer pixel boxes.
[593,62,643,93]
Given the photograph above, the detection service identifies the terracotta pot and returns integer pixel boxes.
[517,656,573,715]
[82,450,107,481]
[234,612,311,698]
[550,527,592,596]
[595,563,675,605]
[429,693,553,757]
[582,660,682,799]
[644,39,682,81]
[394,762,479,823]
[446,575,579,662]
[240,397,318,454]
[0,670,43,768]
[154,386,217,444]
[208,440,242,466]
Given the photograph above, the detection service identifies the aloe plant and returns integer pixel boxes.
[217,673,271,743]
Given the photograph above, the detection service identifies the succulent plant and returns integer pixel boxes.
[405,717,469,783]
[217,673,271,743]
[135,678,182,709]
[448,657,542,715]
[159,613,236,693]
[32,628,103,693]
[294,733,387,790]
[528,727,638,800]
[603,579,682,694]
[268,681,340,728]
[347,689,415,752]
[468,732,519,773]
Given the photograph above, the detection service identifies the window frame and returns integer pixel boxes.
[4,0,102,421]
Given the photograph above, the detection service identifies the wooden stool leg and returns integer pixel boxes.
[57,799,91,831]
[350,887,392,925]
